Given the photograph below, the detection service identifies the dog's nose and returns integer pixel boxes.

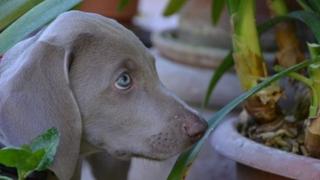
[183,117,208,142]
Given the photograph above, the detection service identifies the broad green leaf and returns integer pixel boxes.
[211,0,225,25]
[0,147,44,175]
[163,0,187,16]
[202,52,233,108]
[168,60,310,180]
[18,149,45,176]
[0,128,59,179]
[30,128,60,171]
[0,0,82,54]
[288,11,320,43]
[0,0,43,30]
[117,0,130,11]
[0,148,32,168]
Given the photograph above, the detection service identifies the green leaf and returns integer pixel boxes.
[0,0,82,54]
[30,128,60,171]
[0,148,32,168]
[163,0,187,16]
[168,60,310,180]
[202,52,233,108]
[19,149,45,177]
[0,147,45,178]
[0,0,43,30]
[211,0,225,25]
[288,11,320,43]
[0,128,59,179]
[117,0,130,11]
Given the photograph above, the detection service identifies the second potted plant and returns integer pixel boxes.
[166,0,320,179]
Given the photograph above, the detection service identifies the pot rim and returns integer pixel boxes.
[152,29,228,69]
[152,29,276,69]
[211,117,320,179]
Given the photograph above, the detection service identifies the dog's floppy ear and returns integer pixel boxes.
[0,39,82,180]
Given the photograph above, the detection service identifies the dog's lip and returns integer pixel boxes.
[132,147,184,161]
[113,150,132,160]
[132,153,168,161]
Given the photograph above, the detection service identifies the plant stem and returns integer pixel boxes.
[228,0,281,123]
[305,43,320,157]
[17,170,25,180]
[309,43,320,59]
[308,43,320,117]
[268,0,305,68]
[274,65,312,86]
[274,65,317,116]
[232,0,268,91]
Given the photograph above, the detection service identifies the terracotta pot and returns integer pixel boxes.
[80,0,138,23]
[211,118,320,180]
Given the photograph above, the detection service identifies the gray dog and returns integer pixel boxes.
[0,11,207,180]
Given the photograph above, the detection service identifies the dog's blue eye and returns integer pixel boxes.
[115,72,132,90]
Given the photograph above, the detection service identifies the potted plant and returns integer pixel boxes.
[164,0,320,179]
[151,0,298,110]
[0,0,82,54]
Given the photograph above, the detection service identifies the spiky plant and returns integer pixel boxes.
[0,0,82,54]
[161,0,320,179]
[226,0,284,124]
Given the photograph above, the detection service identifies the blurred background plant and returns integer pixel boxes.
[160,0,320,179]
[0,0,82,54]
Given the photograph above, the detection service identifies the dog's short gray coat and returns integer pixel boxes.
[0,11,207,180]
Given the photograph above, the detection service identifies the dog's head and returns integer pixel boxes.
[0,11,207,179]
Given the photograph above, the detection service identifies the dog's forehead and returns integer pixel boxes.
[37,11,155,70]
[39,11,143,49]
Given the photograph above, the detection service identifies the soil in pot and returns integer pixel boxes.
[211,118,320,180]
[238,111,308,156]
[237,81,312,156]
